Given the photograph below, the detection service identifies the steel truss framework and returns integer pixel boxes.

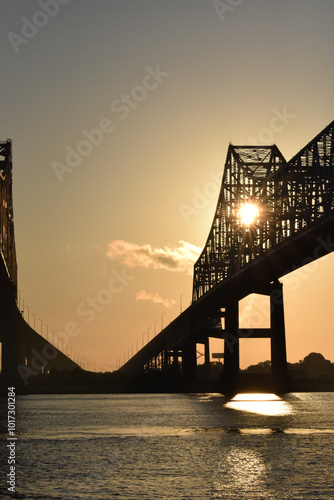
[0,140,17,290]
[193,120,334,302]
[119,120,334,388]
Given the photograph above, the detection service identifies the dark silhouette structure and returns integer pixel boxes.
[120,120,334,392]
[0,140,78,388]
[1,121,334,393]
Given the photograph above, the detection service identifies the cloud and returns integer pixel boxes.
[136,290,176,308]
[106,239,201,275]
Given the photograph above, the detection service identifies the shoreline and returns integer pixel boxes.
[1,376,334,396]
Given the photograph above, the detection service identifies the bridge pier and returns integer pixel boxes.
[223,300,239,392]
[204,337,210,369]
[270,281,289,391]
[220,283,289,393]
[169,348,180,378]
[172,348,178,368]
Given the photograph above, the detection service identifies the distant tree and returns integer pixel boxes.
[244,353,334,378]
[299,352,332,378]
[244,360,271,373]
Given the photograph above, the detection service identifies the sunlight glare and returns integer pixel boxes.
[232,393,280,401]
[225,393,292,416]
[239,203,259,225]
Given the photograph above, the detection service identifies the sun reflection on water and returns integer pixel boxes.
[214,447,267,496]
[225,393,293,416]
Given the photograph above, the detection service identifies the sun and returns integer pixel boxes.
[239,203,259,226]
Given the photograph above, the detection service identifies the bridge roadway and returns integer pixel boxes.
[0,252,78,386]
[119,212,334,377]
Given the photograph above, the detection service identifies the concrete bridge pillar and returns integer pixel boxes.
[204,337,210,368]
[169,348,180,378]
[223,300,239,390]
[172,349,178,368]
[270,280,289,390]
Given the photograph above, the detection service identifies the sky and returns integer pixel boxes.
[1,0,334,371]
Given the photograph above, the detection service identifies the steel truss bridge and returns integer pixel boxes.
[0,140,78,387]
[119,119,334,391]
[1,120,334,391]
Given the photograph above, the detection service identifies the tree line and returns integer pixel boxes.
[244,352,334,378]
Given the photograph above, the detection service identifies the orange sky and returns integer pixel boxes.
[1,0,334,370]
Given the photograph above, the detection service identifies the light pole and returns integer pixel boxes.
[142,332,146,347]
[25,305,30,325]
[161,313,166,331]
[147,327,151,342]
[39,319,43,336]
[31,312,36,330]
[180,293,185,313]
[154,320,159,336]
[20,297,24,316]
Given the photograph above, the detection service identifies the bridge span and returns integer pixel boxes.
[119,120,334,392]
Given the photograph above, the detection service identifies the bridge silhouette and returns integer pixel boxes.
[119,119,334,392]
[0,140,78,388]
[1,121,334,392]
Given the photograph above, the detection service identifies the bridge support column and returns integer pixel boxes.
[204,338,210,368]
[162,350,168,372]
[182,339,197,384]
[170,348,180,378]
[270,281,289,391]
[172,349,178,367]
[223,301,239,392]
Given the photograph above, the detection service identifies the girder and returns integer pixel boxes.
[0,140,17,291]
[193,120,334,302]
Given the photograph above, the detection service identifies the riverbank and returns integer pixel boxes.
[1,370,334,395]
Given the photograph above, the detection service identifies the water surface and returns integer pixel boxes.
[1,392,333,499]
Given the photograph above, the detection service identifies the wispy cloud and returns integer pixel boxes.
[106,240,201,275]
[136,290,175,308]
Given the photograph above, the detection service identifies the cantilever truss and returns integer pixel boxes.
[0,140,17,289]
[193,120,334,302]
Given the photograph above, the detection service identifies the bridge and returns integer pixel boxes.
[119,119,334,392]
[1,121,333,392]
[0,140,79,389]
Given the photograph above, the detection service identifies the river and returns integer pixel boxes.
[0,392,333,499]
